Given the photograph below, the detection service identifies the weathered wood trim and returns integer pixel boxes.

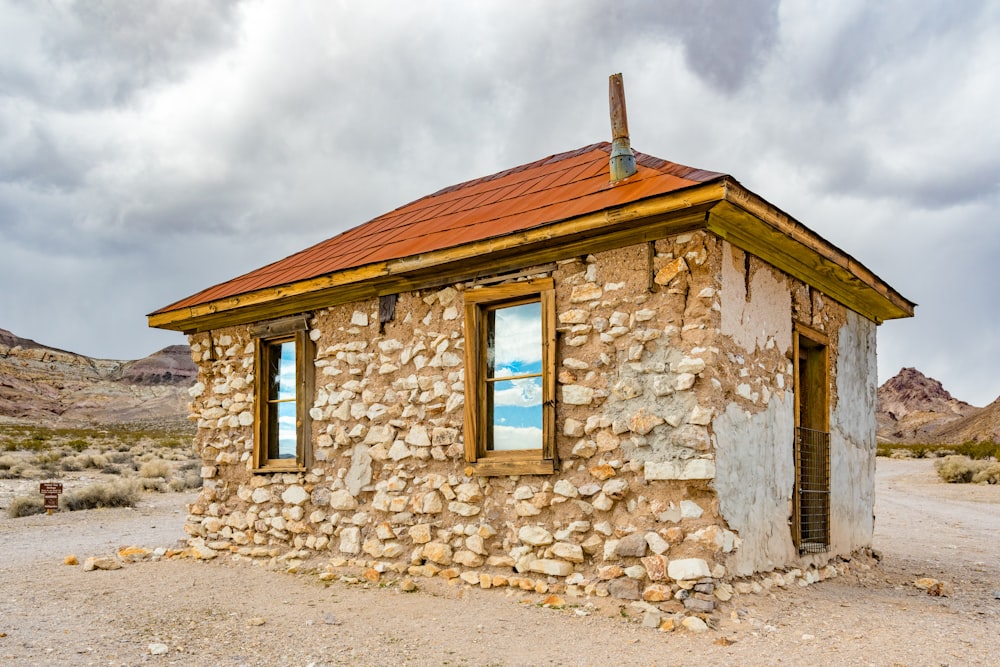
[462,278,556,476]
[250,314,309,338]
[251,327,313,472]
[710,183,915,323]
[466,458,555,477]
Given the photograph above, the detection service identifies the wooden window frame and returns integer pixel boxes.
[463,278,556,476]
[252,315,313,472]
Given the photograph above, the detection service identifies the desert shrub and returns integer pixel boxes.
[935,456,988,483]
[139,477,167,492]
[0,454,15,470]
[33,451,61,466]
[879,441,1000,460]
[957,440,1000,460]
[101,463,122,475]
[64,438,90,452]
[60,480,140,511]
[59,456,83,471]
[87,453,108,469]
[107,451,134,465]
[7,495,46,518]
[168,467,203,492]
[139,459,171,479]
[972,463,1000,484]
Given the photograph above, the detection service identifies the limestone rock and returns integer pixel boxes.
[607,577,642,600]
[422,542,453,565]
[615,532,648,558]
[681,616,709,633]
[339,527,361,554]
[668,558,711,581]
[519,525,554,546]
[83,556,122,571]
[550,542,585,563]
[329,489,359,511]
[654,257,688,286]
[628,408,664,435]
[570,284,603,303]
[281,485,310,505]
[529,559,574,576]
[562,385,595,405]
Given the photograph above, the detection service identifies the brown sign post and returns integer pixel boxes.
[39,482,63,514]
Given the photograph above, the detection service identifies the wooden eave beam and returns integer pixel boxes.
[148,181,728,333]
[707,181,915,323]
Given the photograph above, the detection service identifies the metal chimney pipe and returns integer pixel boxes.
[609,73,637,182]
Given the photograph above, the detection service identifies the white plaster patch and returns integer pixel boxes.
[720,242,792,354]
[712,395,795,576]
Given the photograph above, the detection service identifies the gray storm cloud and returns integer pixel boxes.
[0,0,997,405]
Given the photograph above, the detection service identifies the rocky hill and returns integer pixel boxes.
[877,367,983,443]
[929,395,1000,444]
[0,327,196,426]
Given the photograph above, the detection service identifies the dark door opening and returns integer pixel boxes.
[794,325,830,554]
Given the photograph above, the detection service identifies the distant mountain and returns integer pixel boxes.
[0,327,196,426]
[877,367,983,443]
[930,395,1000,444]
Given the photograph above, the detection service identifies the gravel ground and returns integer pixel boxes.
[1,458,998,666]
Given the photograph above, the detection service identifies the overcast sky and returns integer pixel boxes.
[1,1,998,405]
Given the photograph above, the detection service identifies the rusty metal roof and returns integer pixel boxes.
[152,143,724,315]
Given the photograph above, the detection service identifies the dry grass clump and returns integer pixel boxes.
[935,455,1000,484]
[7,495,45,518]
[168,461,203,492]
[139,459,171,479]
[59,480,140,511]
[972,463,1000,484]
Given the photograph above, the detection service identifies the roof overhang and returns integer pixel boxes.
[148,178,914,333]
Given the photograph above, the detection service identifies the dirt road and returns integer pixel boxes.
[1,458,997,666]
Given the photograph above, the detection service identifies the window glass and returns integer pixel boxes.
[487,301,542,451]
[273,401,298,459]
[269,341,297,401]
[488,377,543,450]
[266,339,297,460]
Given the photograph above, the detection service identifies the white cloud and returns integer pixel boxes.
[492,424,542,451]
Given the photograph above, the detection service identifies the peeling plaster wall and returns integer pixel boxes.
[720,242,792,355]
[713,240,878,576]
[829,310,878,554]
[712,395,796,576]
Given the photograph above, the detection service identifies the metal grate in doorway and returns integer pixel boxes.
[796,426,830,554]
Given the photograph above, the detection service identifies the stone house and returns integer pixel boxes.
[149,77,913,604]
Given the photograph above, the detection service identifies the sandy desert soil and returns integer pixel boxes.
[1,458,998,666]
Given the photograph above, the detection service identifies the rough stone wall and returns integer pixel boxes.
[180,231,878,606]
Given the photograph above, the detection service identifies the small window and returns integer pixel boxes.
[252,316,313,471]
[463,279,556,476]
